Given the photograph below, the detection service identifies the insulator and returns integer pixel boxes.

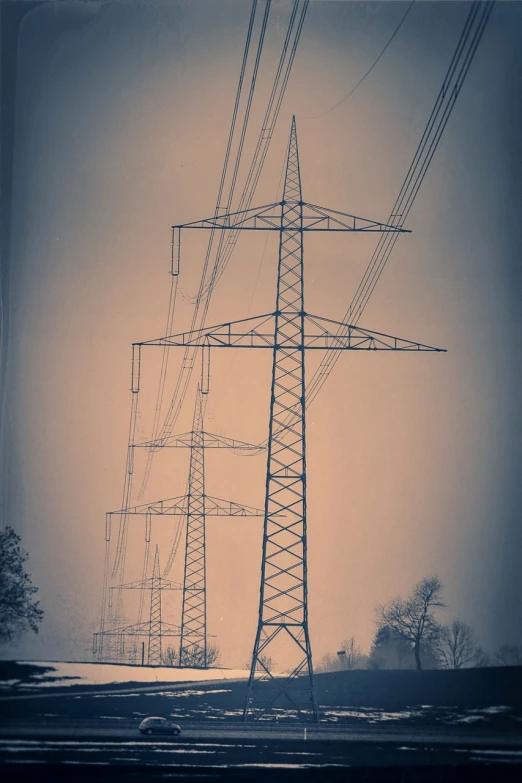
[108,588,113,608]
[201,341,210,394]
[132,345,141,393]
[145,512,151,543]
[105,514,111,542]
[92,635,98,654]
[171,227,180,276]
[127,446,134,475]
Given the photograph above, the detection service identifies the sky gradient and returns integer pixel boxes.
[2,0,521,668]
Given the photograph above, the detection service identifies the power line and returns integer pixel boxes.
[136,0,270,501]
[306,0,415,119]
[150,1,309,459]
[110,0,269,583]
[304,0,495,410]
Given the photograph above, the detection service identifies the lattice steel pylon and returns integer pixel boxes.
[159,385,266,667]
[133,117,445,719]
[179,386,206,666]
[93,545,182,665]
[148,546,163,664]
[102,385,266,667]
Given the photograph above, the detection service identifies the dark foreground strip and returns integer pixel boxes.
[3,762,522,783]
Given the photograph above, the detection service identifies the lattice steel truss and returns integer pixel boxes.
[102,386,266,668]
[132,117,445,719]
[93,546,182,665]
[179,387,206,666]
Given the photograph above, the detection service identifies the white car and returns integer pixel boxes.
[139,716,181,736]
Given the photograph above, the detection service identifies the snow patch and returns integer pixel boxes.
[13,661,249,689]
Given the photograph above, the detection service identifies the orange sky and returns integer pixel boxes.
[2,0,521,667]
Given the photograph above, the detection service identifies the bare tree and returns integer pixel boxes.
[246,653,274,674]
[259,654,274,674]
[435,620,481,669]
[162,646,178,667]
[315,653,340,673]
[180,643,220,668]
[473,647,491,668]
[494,644,522,666]
[338,636,366,670]
[375,576,444,671]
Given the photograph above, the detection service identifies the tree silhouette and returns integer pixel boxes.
[494,644,522,666]
[180,643,220,668]
[0,527,44,644]
[375,576,444,670]
[162,646,178,667]
[337,636,366,669]
[435,619,481,669]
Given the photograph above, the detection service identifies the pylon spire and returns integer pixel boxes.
[283,116,302,203]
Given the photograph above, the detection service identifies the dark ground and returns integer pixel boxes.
[2,662,522,729]
[1,663,522,780]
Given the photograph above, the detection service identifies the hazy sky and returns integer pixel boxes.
[2,0,522,668]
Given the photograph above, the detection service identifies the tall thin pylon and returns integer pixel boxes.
[247,118,313,717]
[100,386,266,667]
[164,385,267,667]
[179,387,207,666]
[134,117,445,718]
[93,545,182,665]
[148,546,163,664]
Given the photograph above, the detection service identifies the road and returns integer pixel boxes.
[1,717,522,773]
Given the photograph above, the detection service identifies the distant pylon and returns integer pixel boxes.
[93,545,182,665]
[179,387,206,665]
[101,385,266,667]
[148,546,163,664]
[133,116,445,718]
[166,385,268,667]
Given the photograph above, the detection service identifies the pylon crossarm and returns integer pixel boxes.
[95,620,181,636]
[108,495,189,516]
[133,430,265,453]
[134,311,444,352]
[201,432,265,452]
[111,579,182,591]
[173,202,281,231]
[300,202,411,233]
[137,313,275,348]
[204,494,266,517]
[110,576,182,591]
[304,313,446,352]
[133,432,193,449]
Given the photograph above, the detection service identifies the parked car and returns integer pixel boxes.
[139,717,181,736]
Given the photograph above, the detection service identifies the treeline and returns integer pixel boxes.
[316,576,522,673]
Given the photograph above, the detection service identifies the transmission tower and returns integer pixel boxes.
[161,385,266,667]
[93,546,182,665]
[99,386,266,667]
[132,116,445,719]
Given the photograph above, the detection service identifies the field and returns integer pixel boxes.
[2,661,522,730]
[2,662,522,779]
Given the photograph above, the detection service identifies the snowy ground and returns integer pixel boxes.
[4,662,250,691]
